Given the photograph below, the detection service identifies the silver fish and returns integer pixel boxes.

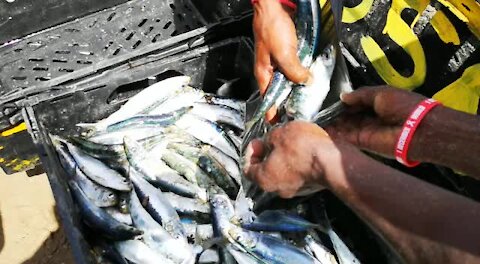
[129,188,194,263]
[163,192,210,218]
[88,127,164,145]
[175,114,239,160]
[67,143,131,191]
[190,102,245,131]
[226,244,265,264]
[130,169,187,241]
[199,249,220,264]
[106,106,192,132]
[304,234,338,264]
[69,181,141,240]
[148,86,204,116]
[78,76,190,133]
[183,223,214,245]
[104,207,133,226]
[286,45,336,121]
[202,94,246,114]
[115,240,175,264]
[124,137,207,201]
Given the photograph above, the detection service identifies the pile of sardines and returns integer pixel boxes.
[51,76,356,264]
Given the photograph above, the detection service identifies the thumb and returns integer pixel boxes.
[340,86,380,107]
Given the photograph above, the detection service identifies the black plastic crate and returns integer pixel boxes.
[0,0,253,174]
[23,37,256,263]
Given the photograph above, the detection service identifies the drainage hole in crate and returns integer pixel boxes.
[35,77,51,81]
[14,48,22,52]
[132,40,142,49]
[138,18,148,27]
[171,30,178,36]
[185,25,191,31]
[53,59,68,63]
[55,50,70,54]
[104,41,114,50]
[77,60,93,65]
[113,48,122,56]
[126,32,136,41]
[107,79,151,104]
[155,70,183,82]
[107,12,116,22]
[18,66,25,70]
[170,3,176,9]
[152,34,161,43]
[29,58,44,62]
[59,68,74,73]
[12,76,27,81]
[164,21,172,29]
[33,67,48,71]
[65,28,80,33]
[79,51,94,56]
[145,26,154,35]
[89,20,98,28]
[120,27,127,33]
[27,42,42,47]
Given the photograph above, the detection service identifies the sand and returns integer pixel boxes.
[0,171,74,264]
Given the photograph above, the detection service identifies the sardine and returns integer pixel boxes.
[183,223,214,245]
[104,207,133,226]
[124,137,207,201]
[242,210,322,232]
[202,94,246,114]
[148,86,205,115]
[190,102,245,131]
[106,106,192,132]
[115,240,175,264]
[226,244,265,264]
[130,170,187,241]
[78,76,190,132]
[67,143,131,191]
[304,234,338,264]
[129,188,194,263]
[167,143,239,197]
[88,127,164,145]
[286,45,336,121]
[175,114,239,160]
[69,181,142,240]
[163,192,210,219]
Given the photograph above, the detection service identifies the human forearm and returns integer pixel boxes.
[410,105,480,177]
[321,144,480,263]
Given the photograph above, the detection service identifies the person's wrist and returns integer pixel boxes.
[408,105,445,163]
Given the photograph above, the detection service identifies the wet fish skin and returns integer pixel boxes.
[69,181,142,240]
[204,145,242,186]
[183,223,214,245]
[106,106,192,132]
[304,234,338,264]
[129,188,194,263]
[88,127,165,145]
[242,210,323,232]
[163,192,210,219]
[115,240,175,264]
[175,114,239,160]
[67,142,131,191]
[286,45,336,121]
[202,94,246,113]
[198,249,220,264]
[228,226,321,264]
[78,76,190,133]
[190,102,245,131]
[124,137,207,201]
[148,86,205,116]
[104,207,133,226]
[167,143,238,197]
[130,170,187,241]
[226,244,265,264]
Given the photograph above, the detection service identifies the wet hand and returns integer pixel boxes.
[326,86,426,158]
[253,0,311,123]
[243,121,334,198]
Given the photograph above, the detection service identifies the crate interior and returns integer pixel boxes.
[26,37,256,262]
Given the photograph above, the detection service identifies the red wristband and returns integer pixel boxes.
[395,98,442,167]
[251,0,297,9]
